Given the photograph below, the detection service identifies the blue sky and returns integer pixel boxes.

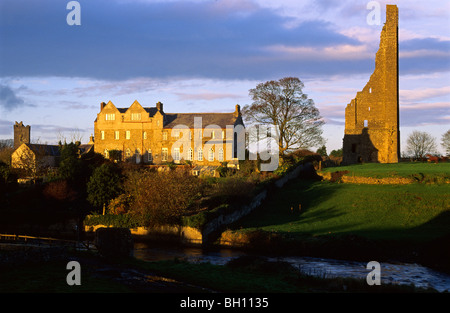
[0,0,449,154]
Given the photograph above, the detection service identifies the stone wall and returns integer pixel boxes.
[85,224,202,245]
[201,163,310,244]
[317,171,413,185]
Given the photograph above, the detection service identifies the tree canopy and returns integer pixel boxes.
[242,77,325,161]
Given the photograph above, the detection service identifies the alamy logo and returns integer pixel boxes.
[66,1,81,26]
[366,261,381,285]
[366,1,381,25]
[66,261,81,285]
[170,118,279,171]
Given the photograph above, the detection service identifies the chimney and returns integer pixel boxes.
[88,134,94,144]
[100,102,106,111]
[234,104,241,117]
[156,101,163,112]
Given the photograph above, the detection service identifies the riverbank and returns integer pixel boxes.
[0,244,441,293]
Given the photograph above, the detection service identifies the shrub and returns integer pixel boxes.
[124,168,204,227]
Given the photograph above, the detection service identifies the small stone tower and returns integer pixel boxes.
[14,121,31,149]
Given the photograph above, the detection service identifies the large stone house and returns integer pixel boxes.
[93,101,245,168]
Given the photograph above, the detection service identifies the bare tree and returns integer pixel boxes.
[242,77,325,162]
[441,129,450,156]
[406,131,438,159]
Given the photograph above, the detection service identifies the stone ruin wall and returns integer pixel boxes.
[343,5,400,164]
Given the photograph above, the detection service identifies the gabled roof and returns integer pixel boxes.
[79,144,94,155]
[164,113,241,129]
[24,144,60,157]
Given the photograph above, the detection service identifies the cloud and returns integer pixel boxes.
[0,119,13,136]
[400,86,450,103]
[0,0,365,81]
[175,92,244,101]
[0,85,28,111]
[400,107,450,127]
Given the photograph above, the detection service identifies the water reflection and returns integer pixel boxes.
[133,242,450,292]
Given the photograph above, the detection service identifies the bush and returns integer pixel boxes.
[124,168,204,227]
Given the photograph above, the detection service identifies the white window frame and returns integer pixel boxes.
[105,113,115,121]
[208,148,214,162]
[173,148,180,163]
[126,130,131,140]
[162,148,168,161]
[101,131,105,140]
[115,131,120,140]
[197,148,203,161]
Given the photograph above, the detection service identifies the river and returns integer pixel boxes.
[133,242,450,292]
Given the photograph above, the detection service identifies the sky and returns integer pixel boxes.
[0,0,449,155]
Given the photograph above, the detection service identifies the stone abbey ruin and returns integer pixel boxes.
[343,4,400,164]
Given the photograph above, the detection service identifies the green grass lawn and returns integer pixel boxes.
[320,162,450,180]
[232,179,450,242]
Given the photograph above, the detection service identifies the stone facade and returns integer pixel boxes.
[343,5,400,164]
[94,100,245,167]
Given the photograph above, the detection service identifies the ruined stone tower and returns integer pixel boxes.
[343,5,399,164]
[14,121,31,149]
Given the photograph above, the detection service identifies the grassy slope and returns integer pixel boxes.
[232,170,450,243]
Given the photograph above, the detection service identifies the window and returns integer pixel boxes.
[173,148,180,163]
[188,148,193,161]
[126,130,131,140]
[162,131,168,140]
[115,131,120,140]
[197,148,203,161]
[104,149,109,159]
[101,131,105,140]
[147,149,152,162]
[351,144,357,153]
[131,113,141,121]
[162,148,168,161]
[208,148,214,161]
[218,148,224,162]
[143,131,147,140]
[105,113,115,121]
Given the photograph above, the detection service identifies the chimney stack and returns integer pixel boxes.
[156,101,163,112]
[100,102,106,111]
[234,104,241,117]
